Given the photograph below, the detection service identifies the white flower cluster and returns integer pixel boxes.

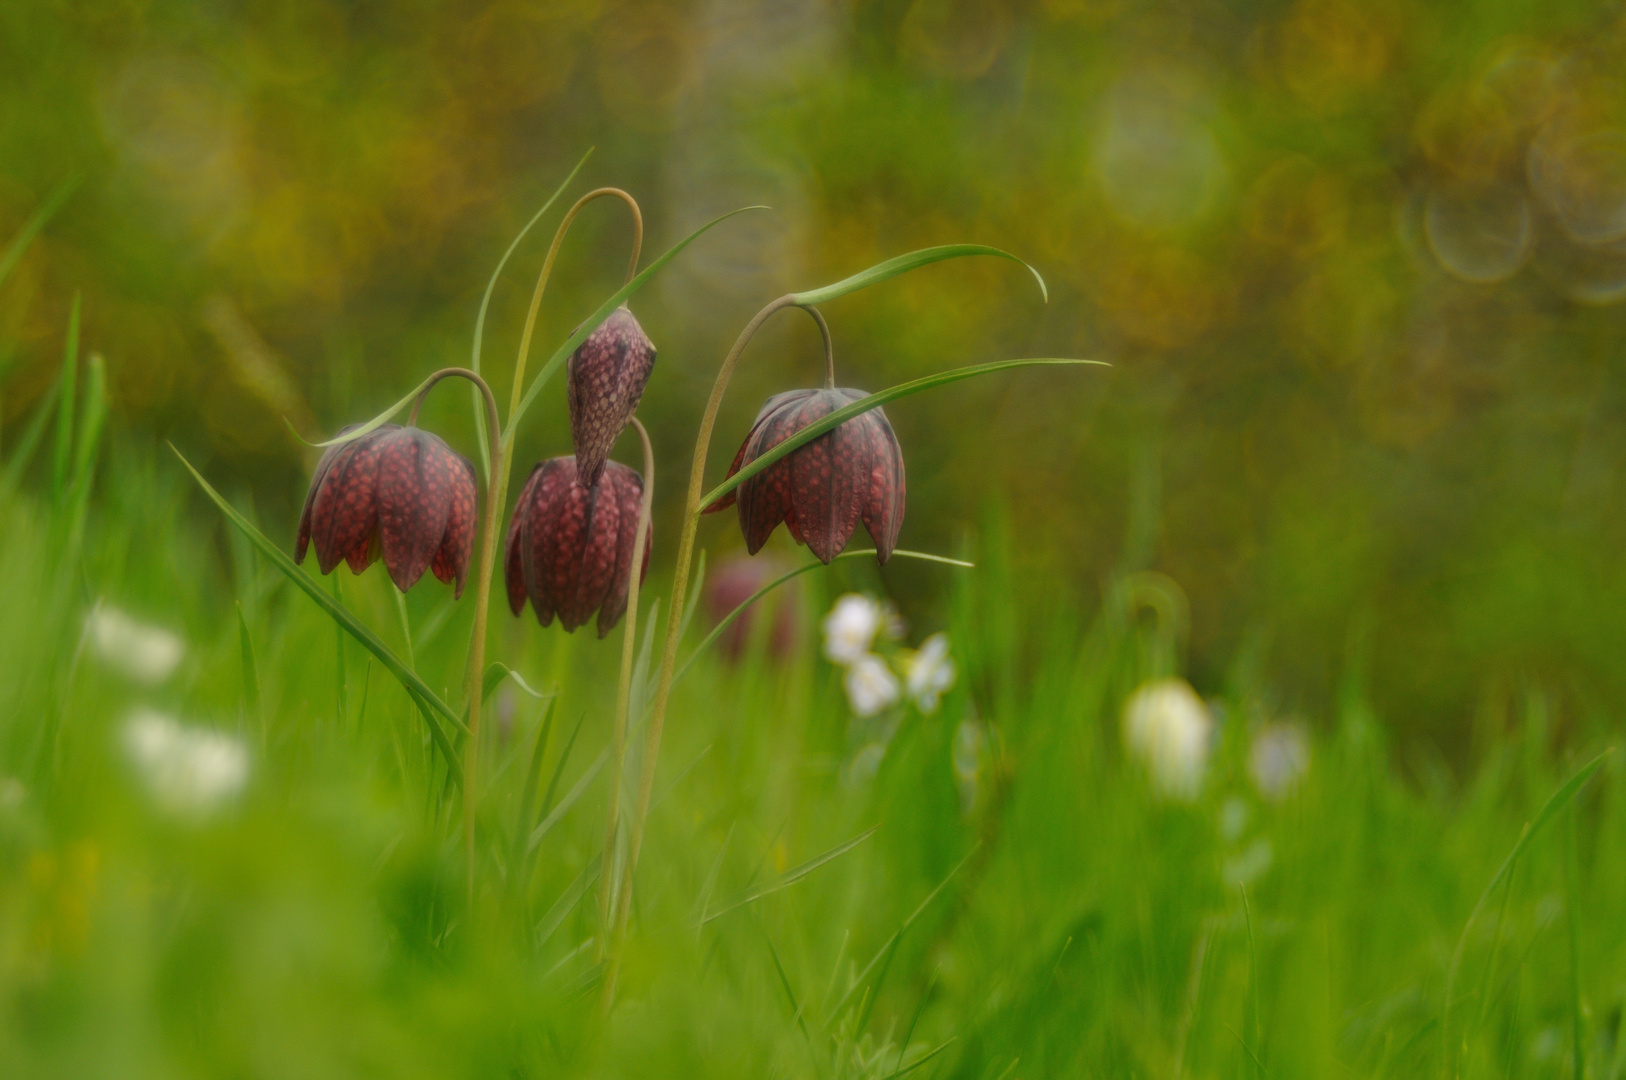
[1121,678,1213,801]
[123,709,249,817]
[85,601,250,818]
[820,593,956,716]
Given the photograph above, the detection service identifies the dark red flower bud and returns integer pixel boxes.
[296,424,478,596]
[504,457,651,638]
[704,388,905,564]
[567,306,656,489]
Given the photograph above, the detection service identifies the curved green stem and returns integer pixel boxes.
[605,294,801,1000]
[600,417,655,956]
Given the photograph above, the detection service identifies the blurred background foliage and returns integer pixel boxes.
[3,0,1626,746]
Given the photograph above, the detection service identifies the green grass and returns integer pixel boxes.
[0,429,1621,1080]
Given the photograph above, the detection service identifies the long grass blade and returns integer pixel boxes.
[236,602,261,722]
[505,205,768,439]
[0,176,77,290]
[510,698,556,883]
[824,845,977,1027]
[171,446,465,783]
[468,149,592,476]
[764,932,816,1049]
[674,549,973,686]
[698,824,879,927]
[535,854,601,947]
[0,376,60,494]
[527,748,609,853]
[1442,748,1612,1078]
[878,1036,955,1079]
[51,292,80,502]
[789,244,1047,306]
[701,359,1108,509]
[483,661,547,702]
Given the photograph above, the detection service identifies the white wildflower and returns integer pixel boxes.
[843,654,900,717]
[122,709,248,817]
[822,593,883,665]
[901,633,956,713]
[87,603,185,685]
[1121,678,1213,801]
[1250,722,1310,801]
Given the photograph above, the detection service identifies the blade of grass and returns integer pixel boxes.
[508,697,556,886]
[699,825,880,927]
[1242,884,1263,1080]
[824,845,977,1028]
[64,351,106,547]
[1442,748,1612,1079]
[536,854,602,948]
[468,149,592,476]
[674,549,973,687]
[1565,804,1584,1080]
[0,176,77,290]
[538,712,586,824]
[893,971,939,1077]
[701,359,1108,509]
[392,588,415,671]
[236,602,261,724]
[483,661,547,702]
[527,748,610,854]
[788,244,1047,307]
[764,931,817,1052]
[51,292,79,503]
[0,376,60,494]
[171,446,465,782]
[693,823,734,935]
[879,1036,955,1079]
[505,206,768,439]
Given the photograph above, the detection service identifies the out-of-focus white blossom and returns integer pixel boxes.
[822,594,883,665]
[122,709,248,817]
[87,603,185,684]
[901,633,956,713]
[843,654,900,717]
[1249,722,1311,801]
[1121,678,1213,801]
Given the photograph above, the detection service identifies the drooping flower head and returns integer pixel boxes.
[296,424,478,596]
[567,306,656,488]
[1121,677,1213,802]
[704,388,905,564]
[704,554,798,662]
[504,456,650,638]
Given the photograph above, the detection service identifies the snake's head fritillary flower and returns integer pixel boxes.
[704,388,905,564]
[704,554,798,662]
[503,457,650,638]
[567,306,656,488]
[296,424,478,596]
[1121,678,1213,802]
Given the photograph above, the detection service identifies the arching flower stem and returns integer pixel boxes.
[406,367,503,907]
[598,416,654,957]
[603,295,824,1000]
[457,190,642,907]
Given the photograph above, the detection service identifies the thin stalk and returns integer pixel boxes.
[604,293,808,1002]
[598,417,655,957]
[805,305,834,389]
[406,369,502,908]
[455,191,640,908]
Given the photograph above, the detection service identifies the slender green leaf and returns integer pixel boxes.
[0,175,78,290]
[170,446,465,783]
[539,712,586,824]
[824,845,977,1026]
[879,1037,956,1079]
[236,602,261,720]
[469,149,592,476]
[0,376,60,494]
[698,824,879,927]
[674,548,973,687]
[789,244,1047,307]
[69,351,106,493]
[535,854,601,947]
[701,358,1107,509]
[483,661,547,702]
[764,932,816,1050]
[509,697,556,892]
[1442,748,1612,1078]
[52,293,80,502]
[527,748,609,853]
[505,205,769,440]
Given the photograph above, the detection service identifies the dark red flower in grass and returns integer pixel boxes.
[568,306,656,488]
[704,388,905,564]
[504,457,651,637]
[296,424,478,595]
